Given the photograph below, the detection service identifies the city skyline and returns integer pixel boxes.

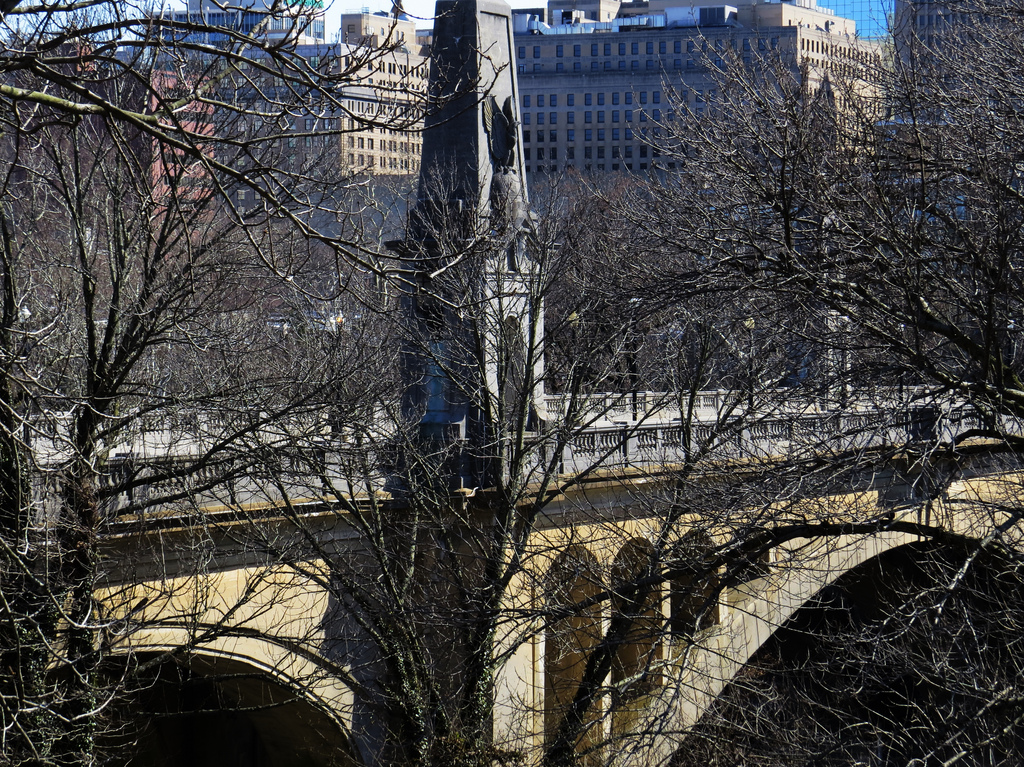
[252,0,893,39]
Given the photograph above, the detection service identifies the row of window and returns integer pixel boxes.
[524,144,655,160]
[346,153,417,169]
[522,109,666,126]
[523,91,660,107]
[518,38,772,59]
[346,136,420,153]
[520,58,741,73]
[524,162,663,173]
[525,127,667,142]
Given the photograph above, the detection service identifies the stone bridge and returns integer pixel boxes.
[79,0,1024,762]
[89,383,1021,767]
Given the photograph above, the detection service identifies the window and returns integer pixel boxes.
[604,43,611,55]
[597,111,605,123]
[612,128,620,140]
[538,94,544,107]
[625,128,633,139]
[640,111,647,122]
[534,63,541,71]
[585,93,592,105]
[631,60,639,69]
[687,59,695,68]
[597,93,605,105]
[640,146,648,158]
[653,92,661,104]
[551,95,558,107]
[646,60,655,69]
[674,40,682,53]
[597,146,605,159]
[584,146,592,159]
[591,43,598,56]
[674,59,681,68]
[612,92,620,105]
[537,112,544,125]
[537,130,544,142]
[619,42,626,55]
[597,129,605,140]
[653,109,661,120]
[625,93,633,104]
[585,129,593,140]
[550,130,557,142]
[631,42,639,54]
[574,62,581,71]
[625,145,633,158]
[646,41,654,54]
[660,40,667,54]
[591,61,599,70]
[612,110,619,122]
[567,146,575,159]
[567,129,575,141]
[743,38,751,51]
[567,94,575,106]
[537,148,544,160]
[523,95,530,108]
[523,113,530,124]
[567,111,575,124]
[625,110,633,122]
[758,38,767,51]
[687,40,695,53]
[619,61,626,70]
[556,62,564,71]
[533,46,540,58]
[550,148,557,160]
[523,130,531,142]
[556,44,564,57]
[550,112,557,124]
[574,44,581,57]
[640,92,648,104]
[524,148,530,160]
[585,111,592,123]
[612,146,620,158]
[305,118,314,130]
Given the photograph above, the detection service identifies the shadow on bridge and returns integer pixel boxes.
[109,654,359,767]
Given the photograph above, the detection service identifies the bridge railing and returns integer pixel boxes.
[25,385,1009,516]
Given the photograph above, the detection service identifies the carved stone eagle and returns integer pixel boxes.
[482,95,518,169]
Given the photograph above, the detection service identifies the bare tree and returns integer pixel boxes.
[0,3,433,765]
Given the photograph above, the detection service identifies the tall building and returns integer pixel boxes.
[513,0,881,176]
[168,0,327,44]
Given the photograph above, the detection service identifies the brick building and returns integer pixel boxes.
[513,0,881,175]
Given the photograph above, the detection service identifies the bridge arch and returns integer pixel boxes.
[676,525,932,729]
[671,538,1024,766]
[109,648,360,767]
[544,544,605,759]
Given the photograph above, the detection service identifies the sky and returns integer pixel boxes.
[322,0,892,37]
[255,0,890,39]
[320,0,538,31]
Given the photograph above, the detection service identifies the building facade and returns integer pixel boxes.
[513,0,880,176]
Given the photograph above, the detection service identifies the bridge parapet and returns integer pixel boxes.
[26,386,1014,520]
